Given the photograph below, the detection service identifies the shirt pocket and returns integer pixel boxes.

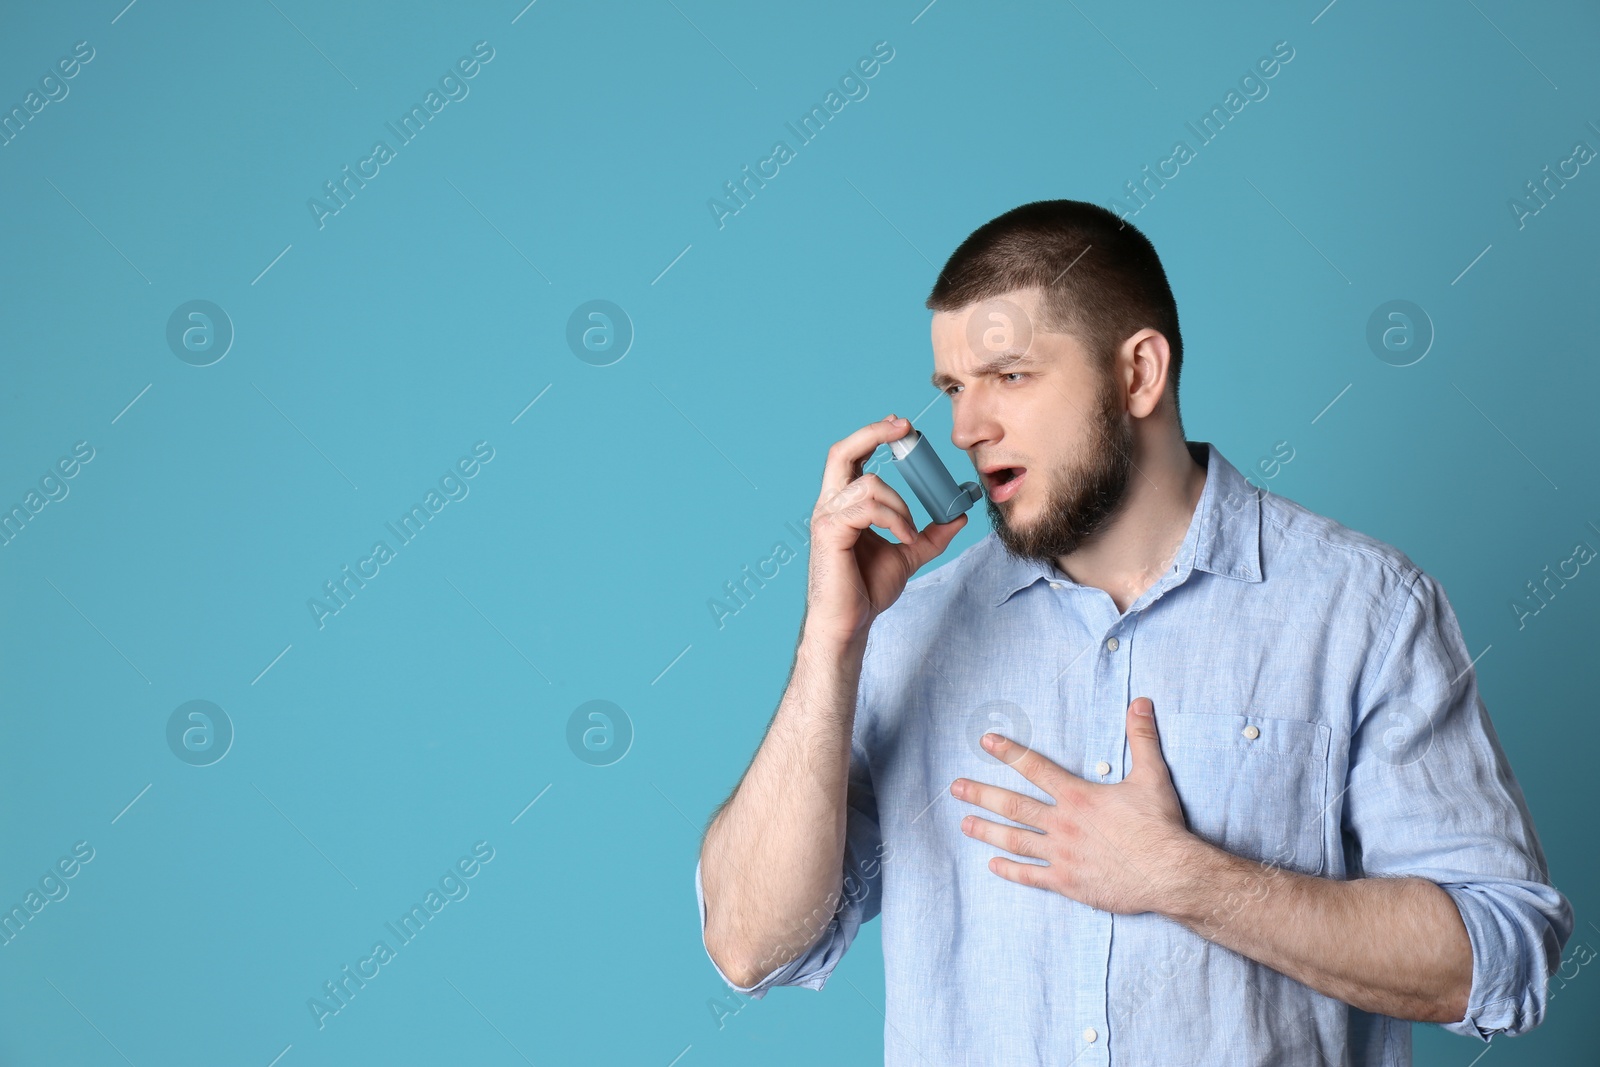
[1157,711,1331,877]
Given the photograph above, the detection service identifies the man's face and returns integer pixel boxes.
[929,287,1134,566]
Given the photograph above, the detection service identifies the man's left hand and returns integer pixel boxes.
[950,696,1202,915]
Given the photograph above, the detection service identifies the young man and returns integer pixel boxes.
[696,200,1570,1065]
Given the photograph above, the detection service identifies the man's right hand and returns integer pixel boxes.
[803,414,969,649]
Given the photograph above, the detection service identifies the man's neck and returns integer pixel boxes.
[1056,438,1208,614]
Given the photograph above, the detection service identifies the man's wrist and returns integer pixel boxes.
[798,617,870,662]
[1157,834,1260,933]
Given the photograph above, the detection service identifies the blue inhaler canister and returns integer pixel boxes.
[888,428,983,525]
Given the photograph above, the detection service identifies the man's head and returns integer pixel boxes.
[925,200,1184,566]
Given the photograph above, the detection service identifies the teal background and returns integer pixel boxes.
[1,0,1596,1063]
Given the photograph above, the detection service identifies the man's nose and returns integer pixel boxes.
[950,399,996,454]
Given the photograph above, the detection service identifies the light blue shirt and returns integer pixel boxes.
[695,441,1571,1065]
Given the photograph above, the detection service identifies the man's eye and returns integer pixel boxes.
[944,372,1026,397]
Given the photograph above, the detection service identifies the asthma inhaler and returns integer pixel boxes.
[889,426,983,525]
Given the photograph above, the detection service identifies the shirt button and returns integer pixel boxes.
[1105,636,1119,651]
[1094,760,1112,776]
[1049,581,1064,589]
[1083,1027,1099,1043]
[1242,724,1261,740]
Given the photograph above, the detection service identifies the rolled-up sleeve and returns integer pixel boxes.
[695,646,885,999]
[1344,570,1572,1039]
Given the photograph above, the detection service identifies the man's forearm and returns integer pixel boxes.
[700,623,867,988]
[1163,838,1474,1022]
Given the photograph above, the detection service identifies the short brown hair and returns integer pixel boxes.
[926,200,1184,427]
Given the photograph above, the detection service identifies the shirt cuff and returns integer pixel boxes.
[1435,880,1573,1039]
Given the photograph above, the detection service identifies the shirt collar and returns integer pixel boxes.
[987,441,1263,607]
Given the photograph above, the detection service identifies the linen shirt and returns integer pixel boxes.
[694,440,1571,1066]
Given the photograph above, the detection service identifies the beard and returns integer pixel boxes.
[987,366,1134,565]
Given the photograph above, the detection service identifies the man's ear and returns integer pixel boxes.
[1124,331,1171,420]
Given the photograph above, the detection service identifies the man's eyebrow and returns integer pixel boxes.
[930,352,1042,391]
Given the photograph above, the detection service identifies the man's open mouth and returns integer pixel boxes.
[984,467,1024,487]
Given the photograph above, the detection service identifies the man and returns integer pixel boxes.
[695,200,1570,1065]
